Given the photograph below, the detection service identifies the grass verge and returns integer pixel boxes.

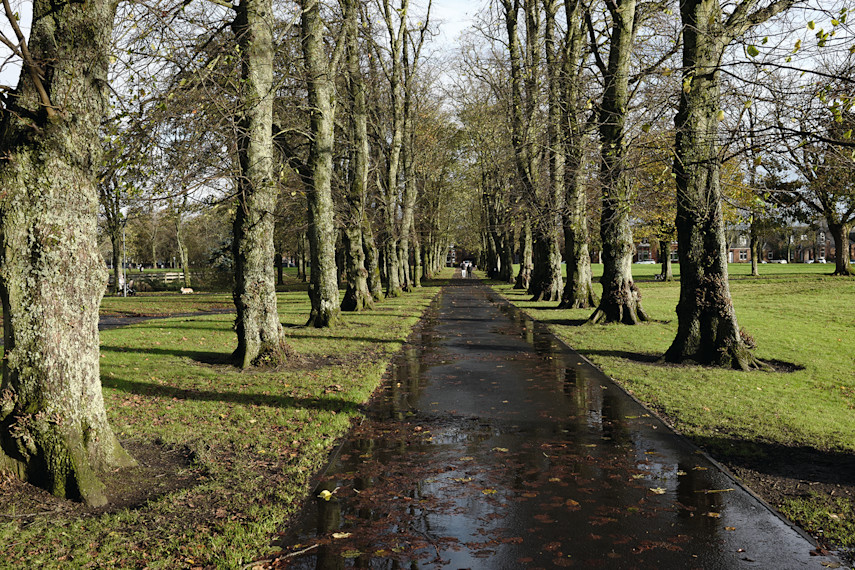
[0,270,450,569]
[491,266,855,550]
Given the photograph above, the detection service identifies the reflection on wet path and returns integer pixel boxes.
[274,281,832,569]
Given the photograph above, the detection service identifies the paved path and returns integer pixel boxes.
[277,280,839,569]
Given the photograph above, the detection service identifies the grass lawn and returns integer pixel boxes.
[492,263,855,549]
[0,270,450,569]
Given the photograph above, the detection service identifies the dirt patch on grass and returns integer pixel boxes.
[0,440,201,520]
[721,447,855,560]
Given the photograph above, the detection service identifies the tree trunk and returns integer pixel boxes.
[297,230,308,282]
[275,253,283,286]
[340,0,374,312]
[363,217,384,301]
[664,0,758,370]
[231,0,288,367]
[175,198,191,288]
[559,0,596,309]
[529,224,563,301]
[412,235,423,287]
[828,221,854,276]
[515,217,533,289]
[151,210,159,270]
[528,0,565,303]
[378,0,409,299]
[0,0,135,506]
[589,0,647,325]
[301,0,341,327]
[659,238,674,280]
[110,228,122,295]
[750,215,760,276]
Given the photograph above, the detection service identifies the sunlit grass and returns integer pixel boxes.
[0,271,450,569]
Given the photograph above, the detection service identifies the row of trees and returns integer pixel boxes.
[455,0,853,369]
[0,0,464,505]
[0,0,851,507]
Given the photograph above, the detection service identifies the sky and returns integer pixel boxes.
[431,0,480,47]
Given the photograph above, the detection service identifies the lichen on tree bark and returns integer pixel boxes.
[0,0,135,506]
[231,0,288,366]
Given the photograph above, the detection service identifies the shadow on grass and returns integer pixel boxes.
[576,349,662,363]
[102,375,361,414]
[695,435,855,490]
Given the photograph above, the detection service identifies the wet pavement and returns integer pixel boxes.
[273,280,838,569]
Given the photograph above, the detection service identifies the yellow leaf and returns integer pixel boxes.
[318,490,333,501]
[649,487,667,494]
[482,488,497,495]
[332,532,352,539]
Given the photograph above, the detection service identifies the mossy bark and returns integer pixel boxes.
[514,218,533,290]
[0,0,136,506]
[659,238,674,281]
[665,0,761,370]
[231,0,288,367]
[175,197,191,288]
[589,0,647,325]
[529,225,564,302]
[301,0,342,327]
[559,0,597,309]
[529,0,565,303]
[829,222,854,276]
[340,0,374,312]
[378,0,408,299]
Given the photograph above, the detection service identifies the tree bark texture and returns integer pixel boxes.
[175,198,191,288]
[589,0,647,324]
[514,217,533,290]
[561,167,598,307]
[340,0,374,312]
[664,0,756,369]
[363,217,384,301]
[829,222,853,276]
[559,0,597,309]
[529,0,565,302]
[379,0,409,298]
[301,0,342,327]
[750,215,760,276]
[0,0,136,506]
[231,0,288,367]
[659,238,674,280]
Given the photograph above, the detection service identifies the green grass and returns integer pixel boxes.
[492,265,855,546]
[1,271,450,569]
[99,292,235,316]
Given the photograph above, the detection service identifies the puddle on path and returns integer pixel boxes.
[272,282,834,569]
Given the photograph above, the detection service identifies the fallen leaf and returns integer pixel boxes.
[332,532,351,539]
[649,487,667,495]
[725,526,736,531]
[706,512,721,518]
[492,447,509,453]
[482,488,498,495]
